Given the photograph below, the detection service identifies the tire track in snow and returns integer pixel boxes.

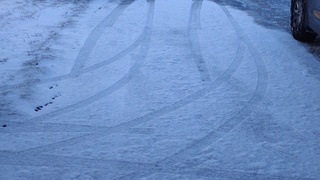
[117,2,269,179]
[14,0,242,155]
[70,0,135,77]
[18,40,245,156]
[22,50,142,123]
[188,0,212,83]
[72,0,245,137]
[0,151,310,180]
[14,0,155,156]
[0,0,140,92]
[188,0,258,99]
[0,1,88,91]
[2,2,262,179]
[168,0,267,175]
[0,3,302,180]
[155,3,268,164]
[16,0,245,167]
[0,2,311,179]
[158,2,268,176]
[11,1,153,125]
[0,28,148,92]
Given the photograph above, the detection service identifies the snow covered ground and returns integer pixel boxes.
[1,0,320,179]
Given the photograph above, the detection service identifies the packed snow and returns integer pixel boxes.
[1,0,320,179]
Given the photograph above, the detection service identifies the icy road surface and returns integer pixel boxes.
[1,0,320,179]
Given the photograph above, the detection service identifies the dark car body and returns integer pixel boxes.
[291,0,320,42]
[307,0,320,35]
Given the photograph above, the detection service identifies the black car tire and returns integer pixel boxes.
[291,0,317,42]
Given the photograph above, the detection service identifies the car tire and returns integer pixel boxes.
[291,0,317,42]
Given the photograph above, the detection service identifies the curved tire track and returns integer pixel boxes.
[70,0,135,77]
[1,0,151,124]
[13,0,245,156]
[159,3,268,165]
[16,0,245,165]
[22,3,153,125]
[0,2,311,180]
[159,2,268,176]
[12,0,155,156]
[0,29,149,92]
[118,2,268,179]
[3,2,256,179]
[0,0,141,92]
[188,0,212,83]
[157,2,268,176]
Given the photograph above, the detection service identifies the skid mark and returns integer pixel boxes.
[118,3,268,179]
[16,0,244,163]
[1,2,271,180]
[188,0,212,83]
[15,1,154,125]
[159,2,268,171]
[0,29,148,92]
[159,2,268,176]
[4,0,232,165]
[70,1,134,77]
[0,1,142,92]
[97,0,250,179]
[13,1,155,156]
